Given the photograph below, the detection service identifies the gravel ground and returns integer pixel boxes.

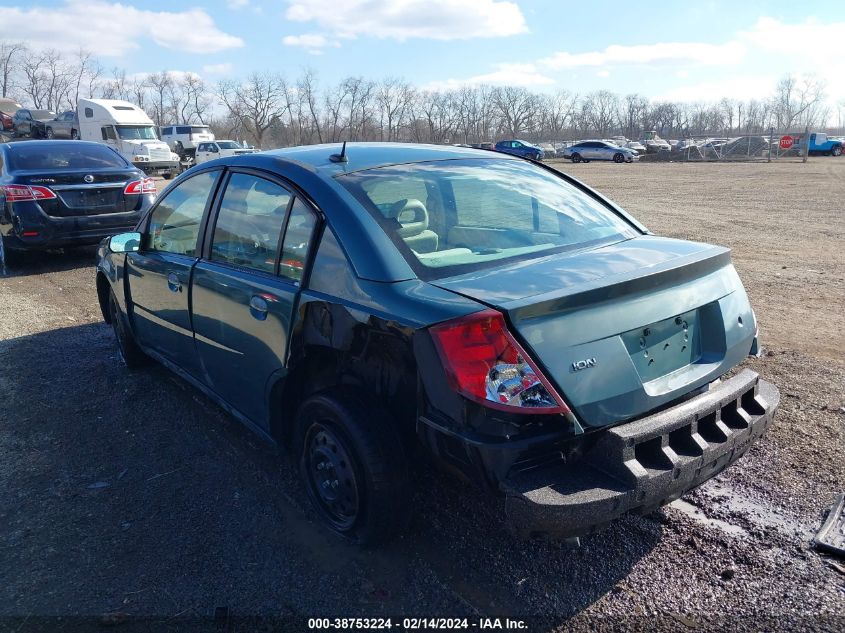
[0,160,843,632]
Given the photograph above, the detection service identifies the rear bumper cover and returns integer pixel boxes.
[501,369,779,538]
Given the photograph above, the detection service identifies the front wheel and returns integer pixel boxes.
[295,388,411,545]
[571,153,582,163]
[70,129,79,140]
[109,290,149,368]
[45,127,54,139]
[833,146,842,157]
[613,152,624,163]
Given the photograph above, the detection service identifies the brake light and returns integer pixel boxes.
[1,184,57,202]
[429,309,569,414]
[124,178,156,195]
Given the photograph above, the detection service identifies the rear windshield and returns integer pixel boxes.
[217,141,240,149]
[338,158,639,279]
[191,126,210,134]
[8,144,129,170]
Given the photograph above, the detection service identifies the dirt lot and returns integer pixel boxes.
[1,160,843,631]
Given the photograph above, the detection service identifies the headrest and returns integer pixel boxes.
[387,198,428,238]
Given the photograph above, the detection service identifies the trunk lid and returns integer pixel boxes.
[431,236,756,428]
[17,169,142,216]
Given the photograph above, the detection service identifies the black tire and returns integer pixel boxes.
[30,126,40,139]
[571,153,582,163]
[613,152,624,163]
[175,141,184,157]
[45,127,54,139]
[70,129,79,140]
[108,290,149,368]
[294,387,411,545]
[833,146,842,157]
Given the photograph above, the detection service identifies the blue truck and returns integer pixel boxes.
[803,132,843,156]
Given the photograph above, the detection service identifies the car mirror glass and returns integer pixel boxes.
[109,232,142,253]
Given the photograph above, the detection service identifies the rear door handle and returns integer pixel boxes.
[166,272,182,293]
[249,295,269,321]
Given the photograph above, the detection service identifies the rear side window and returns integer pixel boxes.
[177,126,190,134]
[279,199,317,283]
[148,171,218,256]
[210,173,292,273]
[7,144,129,170]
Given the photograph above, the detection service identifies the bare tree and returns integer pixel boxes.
[0,41,26,98]
[217,72,288,147]
[491,86,535,137]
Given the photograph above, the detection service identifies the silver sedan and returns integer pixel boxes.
[563,140,639,163]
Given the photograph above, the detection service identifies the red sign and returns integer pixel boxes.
[779,135,794,150]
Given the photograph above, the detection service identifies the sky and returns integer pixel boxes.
[1,0,844,105]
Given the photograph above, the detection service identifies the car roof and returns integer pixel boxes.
[259,142,518,176]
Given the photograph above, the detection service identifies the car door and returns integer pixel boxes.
[190,170,319,427]
[16,110,31,135]
[125,169,221,376]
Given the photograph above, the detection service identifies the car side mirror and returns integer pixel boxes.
[109,232,142,253]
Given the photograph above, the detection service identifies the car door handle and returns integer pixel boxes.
[249,295,269,321]
[166,272,182,293]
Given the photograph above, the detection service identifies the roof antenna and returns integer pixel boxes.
[329,141,348,163]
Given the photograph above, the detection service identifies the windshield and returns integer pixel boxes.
[116,125,158,140]
[9,143,129,170]
[216,141,241,149]
[338,158,639,279]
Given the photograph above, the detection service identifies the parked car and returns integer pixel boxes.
[160,124,215,159]
[78,98,180,178]
[802,132,843,156]
[471,142,495,150]
[12,108,56,138]
[95,143,778,545]
[625,140,646,153]
[538,142,557,158]
[194,140,258,164]
[0,140,155,255]
[42,110,80,139]
[563,140,638,163]
[494,139,544,160]
[0,98,22,132]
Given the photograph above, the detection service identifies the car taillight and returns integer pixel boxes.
[1,184,57,202]
[429,309,569,414]
[124,178,156,195]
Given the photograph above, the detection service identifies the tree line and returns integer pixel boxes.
[1,40,835,149]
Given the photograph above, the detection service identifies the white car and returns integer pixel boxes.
[160,124,215,159]
[194,140,258,164]
[626,140,646,152]
[563,140,639,163]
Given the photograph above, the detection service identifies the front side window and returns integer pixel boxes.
[210,173,292,273]
[338,158,639,279]
[101,126,116,141]
[148,170,218,256]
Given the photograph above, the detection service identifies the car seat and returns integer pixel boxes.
[386,199,438,254]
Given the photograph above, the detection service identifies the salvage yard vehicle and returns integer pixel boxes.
[12,108,56,138]
[802,132,843,156]
[494,139,544,160]
[193,140,258,164]
[564,140,638,163]
[1,140,155,255]
[77,98,180,178]
[43,111,80,139]
[96,143,779,545]
[160,124,215,160]
[0,98,22,132]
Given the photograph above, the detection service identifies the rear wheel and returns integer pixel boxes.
[571,153,582,163]
[613,152,624,163]
[45,127,54,139]
[108,290,149,368]
[295,388,411,545]
[70,129,79,140]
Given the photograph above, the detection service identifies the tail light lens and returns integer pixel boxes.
[1,184,57,202]
[124,178,156,195]
[429,309,569,414]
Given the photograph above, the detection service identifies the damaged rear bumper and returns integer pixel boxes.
[502,369,779,538]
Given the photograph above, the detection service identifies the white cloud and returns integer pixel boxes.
[282,33,340,55]
[0,0,244,56]
[425,63,554,90]
[202,63,234,75]
[227,0,250,8]
[540,41,745,70]
[596,70,610,78]
[284,0,527,41]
